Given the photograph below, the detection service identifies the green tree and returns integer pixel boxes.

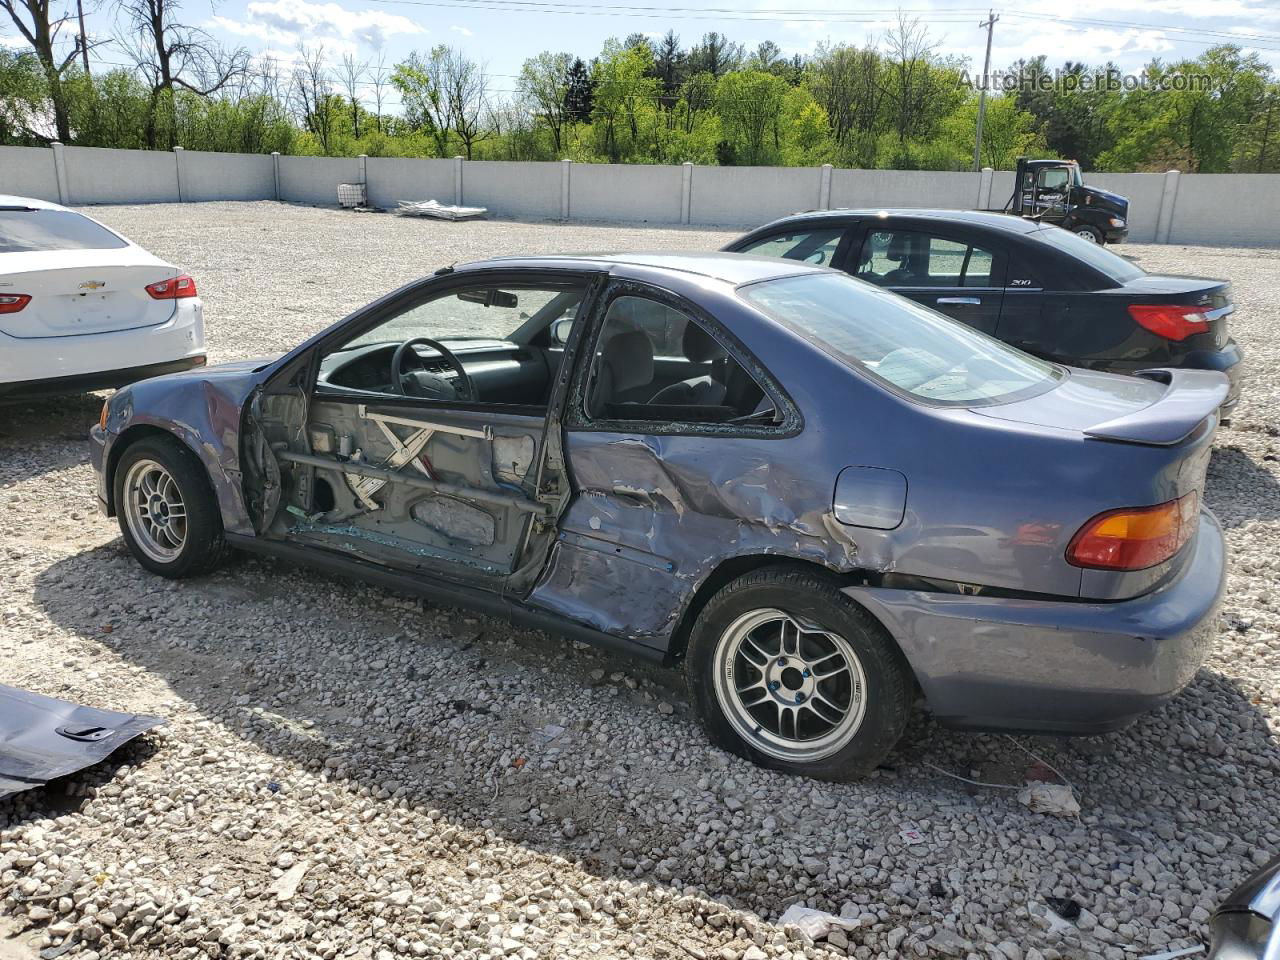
[590,39,657,162]
[0,47,46,143]
[518,51,572,154]
[716,70,787,165]
[392,47,451,157]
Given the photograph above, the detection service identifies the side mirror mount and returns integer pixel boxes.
[551,317,575,345]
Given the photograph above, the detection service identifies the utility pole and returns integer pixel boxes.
[76,0,91,75]
[973,9,999,171]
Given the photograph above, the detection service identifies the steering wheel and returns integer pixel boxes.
[390,337,474,401]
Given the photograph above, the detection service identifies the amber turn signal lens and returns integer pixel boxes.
[99,402,109,431]
[1066,491,1199,571]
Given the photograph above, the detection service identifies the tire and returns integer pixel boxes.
[113,435,227,578]
[1073,225,1104,244]
[685,566,912,781]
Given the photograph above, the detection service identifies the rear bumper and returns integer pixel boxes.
[1,355,207,398]
[843,510,1225,734]
[0,299,204,396]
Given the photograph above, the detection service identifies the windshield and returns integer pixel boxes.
[0,209,129,253]
[1032,225,1144,283]
[739,272,1061,405]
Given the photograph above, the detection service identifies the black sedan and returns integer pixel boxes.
[724,209,1243,412]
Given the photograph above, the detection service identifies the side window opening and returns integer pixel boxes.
[736,227,845,267]
[316,282,585,408]
[586,294,778,426]
[855,230,997,289]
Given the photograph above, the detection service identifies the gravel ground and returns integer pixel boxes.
[1,202,1278,960]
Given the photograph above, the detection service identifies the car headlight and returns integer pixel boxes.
[1209,910,1275,959]
[1109,217,1126,228]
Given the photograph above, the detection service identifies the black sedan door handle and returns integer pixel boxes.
[937,297,981,305]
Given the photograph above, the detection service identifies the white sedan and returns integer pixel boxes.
[0,195,205,397]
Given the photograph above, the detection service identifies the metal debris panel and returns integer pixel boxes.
[0,684,162,799]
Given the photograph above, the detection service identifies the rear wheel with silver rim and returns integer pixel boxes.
[114,435,227,578]
[687,566,912,780]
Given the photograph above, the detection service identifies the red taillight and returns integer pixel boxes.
[145,275,198,300]
[1066,491,1199,571]
[1128,304,1210,342]
[0,294,31,314]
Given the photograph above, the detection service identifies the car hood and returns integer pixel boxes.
[1078,185,1128,216]
[197,356,279,376]
[974,366,1228,446]
[111,355,280,427]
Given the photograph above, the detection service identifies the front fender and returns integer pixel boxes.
[103,375,261,537]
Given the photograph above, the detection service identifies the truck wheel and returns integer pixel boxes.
[685,566,912,781]
[1074,225,1104,244]
[114,435,228,579]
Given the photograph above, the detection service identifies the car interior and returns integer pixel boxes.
[316,284,777,425]
[858,231,993,288]
[317,285,585,408]
[585,295,775,424]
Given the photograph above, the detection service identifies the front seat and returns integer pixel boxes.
[880,234,920,285]
[589,330,654,417]
[649,323,728,406]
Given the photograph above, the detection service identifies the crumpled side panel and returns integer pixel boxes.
[526,430,870,650]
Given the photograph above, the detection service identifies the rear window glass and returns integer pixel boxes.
[1031,225,1143,283]
[0,209,128,253]
[739,272,1060,406]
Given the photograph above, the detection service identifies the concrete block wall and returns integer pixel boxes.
[830,169,975,210]
[463,161,561,219]
[0,145,60,201]
[65,146,179,204]
[180,150,275,202]
[689,165,823,226]
[1167,174,1280,246]
[3,143,1280,245]
[569,163,684,223]
[276,155,359,206]
[365,157,455,209]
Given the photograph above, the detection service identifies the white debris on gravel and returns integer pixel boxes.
[0,202,1277,960]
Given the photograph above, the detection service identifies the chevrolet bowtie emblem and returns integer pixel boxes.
[78,280,106,290]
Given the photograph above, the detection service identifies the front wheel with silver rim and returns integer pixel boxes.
[114,435,227,579]
[1074,225,1104,244]
[686,566,912,780]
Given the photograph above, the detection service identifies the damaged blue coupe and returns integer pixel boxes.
[90,253,1227,780]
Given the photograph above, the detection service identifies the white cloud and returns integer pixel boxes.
[210,0,426,54]
[450,25,473,37]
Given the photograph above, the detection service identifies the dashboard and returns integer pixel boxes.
[318,339,556,406]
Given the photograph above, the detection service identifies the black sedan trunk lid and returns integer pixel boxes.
[1110,275,1233,351]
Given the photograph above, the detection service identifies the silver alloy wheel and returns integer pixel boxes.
[122,458,188,563]
[712,608,868,762]
[1076,227,1100,242]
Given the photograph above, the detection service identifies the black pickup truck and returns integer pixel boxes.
[1000,157,1129,245]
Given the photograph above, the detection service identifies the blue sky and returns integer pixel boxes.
[6,0,1280,113]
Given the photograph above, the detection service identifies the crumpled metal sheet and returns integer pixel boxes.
[0,684,162,799]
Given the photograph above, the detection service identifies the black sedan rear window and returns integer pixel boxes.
[1031,226,1144,283]
[0,209,128,253]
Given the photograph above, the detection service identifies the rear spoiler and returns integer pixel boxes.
[1084,368,1229,446]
